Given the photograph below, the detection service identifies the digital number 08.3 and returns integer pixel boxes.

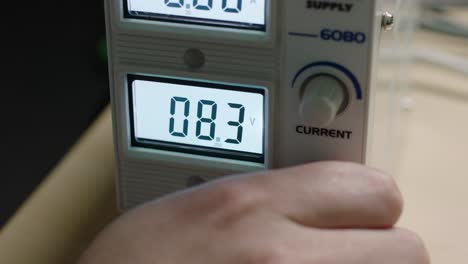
[169,97,245,145]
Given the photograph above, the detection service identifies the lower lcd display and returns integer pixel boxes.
[129,75,265,162]
[124,0,266,30]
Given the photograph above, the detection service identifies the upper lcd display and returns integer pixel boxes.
[125,0,266,30]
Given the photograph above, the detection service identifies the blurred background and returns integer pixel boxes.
[0,1,109,226]
[0,1,467,263]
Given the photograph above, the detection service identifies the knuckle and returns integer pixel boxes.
[176,179,252,217]
[243,246,289,264]
[397,228,430,264]
[367,169,404,223]
[208,181,266,227]
[213,181,251,209]
[321,162,404,224]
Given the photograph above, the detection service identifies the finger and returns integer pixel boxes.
[243,162,403,228]
[284,227,430,264]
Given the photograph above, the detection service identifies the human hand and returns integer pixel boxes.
[78,162,429,264]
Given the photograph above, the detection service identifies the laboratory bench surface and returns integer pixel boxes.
[0,29,467,263]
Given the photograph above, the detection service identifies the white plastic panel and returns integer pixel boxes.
[277,1,379,166]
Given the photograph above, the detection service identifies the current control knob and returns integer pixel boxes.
[299,74,348,127]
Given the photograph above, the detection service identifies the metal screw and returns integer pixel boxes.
[382,11,395,31]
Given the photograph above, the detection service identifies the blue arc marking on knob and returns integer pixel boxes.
[291,61,363,100]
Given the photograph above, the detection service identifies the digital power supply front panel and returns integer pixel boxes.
[105,0,385,211]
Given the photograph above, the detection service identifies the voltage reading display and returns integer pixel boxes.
[129,75,265,161]
[168,97,246,145]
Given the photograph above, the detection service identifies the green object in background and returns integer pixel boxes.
[98,37,108,63]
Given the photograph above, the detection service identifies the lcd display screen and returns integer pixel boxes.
[129,75,265,162]
[125,0,266,30]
